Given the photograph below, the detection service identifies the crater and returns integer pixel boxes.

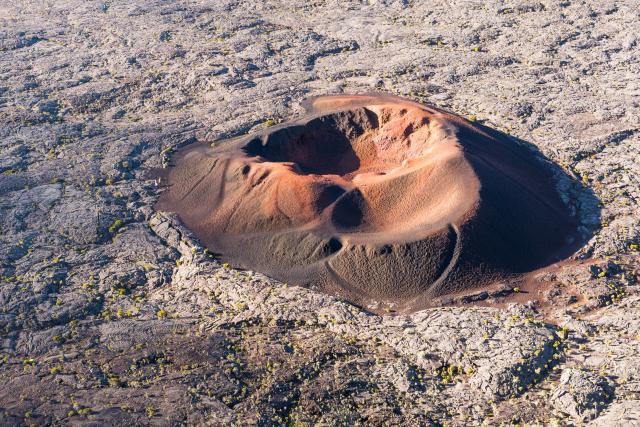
[156,94,581,313]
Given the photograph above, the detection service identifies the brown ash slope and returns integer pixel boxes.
[158,95,577,310]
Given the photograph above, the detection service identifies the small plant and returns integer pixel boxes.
[108,219,124,234]
[233,301,247,312]
[436,364,463,384]
[107,374,121,387]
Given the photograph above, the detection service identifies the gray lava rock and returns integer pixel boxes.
[551,369,613,421]
[0,0,638,425]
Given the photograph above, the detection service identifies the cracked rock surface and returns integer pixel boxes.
[0,0,639,425]
[551,368,613,421]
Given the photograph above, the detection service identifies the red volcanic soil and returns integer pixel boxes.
[156,94,578,312]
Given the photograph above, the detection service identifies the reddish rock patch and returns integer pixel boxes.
[157,94,578,312]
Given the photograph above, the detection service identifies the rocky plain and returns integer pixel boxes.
[0,0,639,425]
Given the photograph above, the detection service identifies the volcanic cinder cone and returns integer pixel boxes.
[156,94,578,311]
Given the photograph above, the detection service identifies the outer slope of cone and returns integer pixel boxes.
[157,95,577,311]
